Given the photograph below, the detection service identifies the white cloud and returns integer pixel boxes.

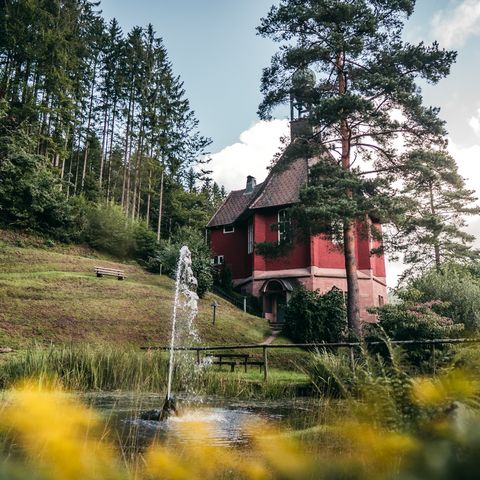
[209,119,290,191]
[448,139,480,197]
[386,257,407,289]
[469,108,480,136]
[432,0,480,48]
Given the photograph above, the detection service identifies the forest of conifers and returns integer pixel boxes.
[0,0,224,249]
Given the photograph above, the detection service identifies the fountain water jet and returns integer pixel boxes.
[142,246,199,421]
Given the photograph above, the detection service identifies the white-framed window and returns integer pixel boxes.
[223,225,235,234]
[211,255,225,266]
[247,220,253,254]
[278,209,290,244]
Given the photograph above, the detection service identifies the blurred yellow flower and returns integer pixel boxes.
[145,420,268,480]
[0,380,125,480]
[412,372,478,406]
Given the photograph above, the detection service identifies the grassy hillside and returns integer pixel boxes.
[0,231,270,348]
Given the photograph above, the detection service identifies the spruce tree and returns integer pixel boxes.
[258,0,456,334]
[0,2,211,246]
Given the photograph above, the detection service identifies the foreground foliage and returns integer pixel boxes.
[1,364,480,479]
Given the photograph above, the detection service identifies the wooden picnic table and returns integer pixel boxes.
[206,353,250,372]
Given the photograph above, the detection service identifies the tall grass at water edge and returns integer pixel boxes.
[0,345,169,391]
[0,345,306,398]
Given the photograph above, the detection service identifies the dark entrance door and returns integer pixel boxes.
[262,280,288,324]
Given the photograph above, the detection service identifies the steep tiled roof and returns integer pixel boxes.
[207,156,310,228]
[249,157,308,209]
[206,183,263,228]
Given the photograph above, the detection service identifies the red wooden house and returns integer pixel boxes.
[207,132,388,324]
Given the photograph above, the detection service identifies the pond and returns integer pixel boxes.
[83,393,318,452]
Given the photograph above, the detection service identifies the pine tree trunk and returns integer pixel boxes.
[131,122,145,220]
[66,126,77,199]
[146,168,152,228]
[343,220,361,333]
[337,51,362,336]
[21,59,31,104]
[106,101,117,201]
[136,133,145,220]
[137,178,142,220]
[125,130,134,217]
[0,53,12,98]
[428,182,442,270]
[81,57,98,191]
[74,150,80,195]
[99,105,109,188]
[37,91,49,155]
[157,167,164,241]
[59,126,70,189]
[121,88,134,210]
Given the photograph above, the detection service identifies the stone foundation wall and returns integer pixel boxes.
[240,269,387,323]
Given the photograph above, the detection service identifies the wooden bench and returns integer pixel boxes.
[95,266,126,280]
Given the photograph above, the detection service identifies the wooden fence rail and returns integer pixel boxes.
[141,338,480,381]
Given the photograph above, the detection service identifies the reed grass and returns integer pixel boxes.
[195,370,306,399]
[0,345,311,399]
[0,345,169,391]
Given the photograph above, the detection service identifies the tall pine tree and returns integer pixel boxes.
[258,0,456,334]
[397,149,480,275]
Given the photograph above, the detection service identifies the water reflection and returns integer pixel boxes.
[83,393,315,451]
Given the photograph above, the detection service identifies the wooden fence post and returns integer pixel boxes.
[263,346,269,382]
[349,345,356,376]
[196,350,200,365]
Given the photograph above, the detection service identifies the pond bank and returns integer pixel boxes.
[0,344,313,400]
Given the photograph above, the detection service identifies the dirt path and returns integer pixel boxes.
[260,328,281,345]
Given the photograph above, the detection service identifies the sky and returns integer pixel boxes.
[100,0,480,286]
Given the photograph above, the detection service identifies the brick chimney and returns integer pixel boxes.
[245,175,256,193]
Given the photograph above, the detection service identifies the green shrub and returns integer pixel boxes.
[83,203,161,263]
[133,221,158,264]
[0,142,78,242]
[283,287,347,344]
[83,203,136,258]
[215,263,233,291]
[403,264,480,331]
[366,302,463,371]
